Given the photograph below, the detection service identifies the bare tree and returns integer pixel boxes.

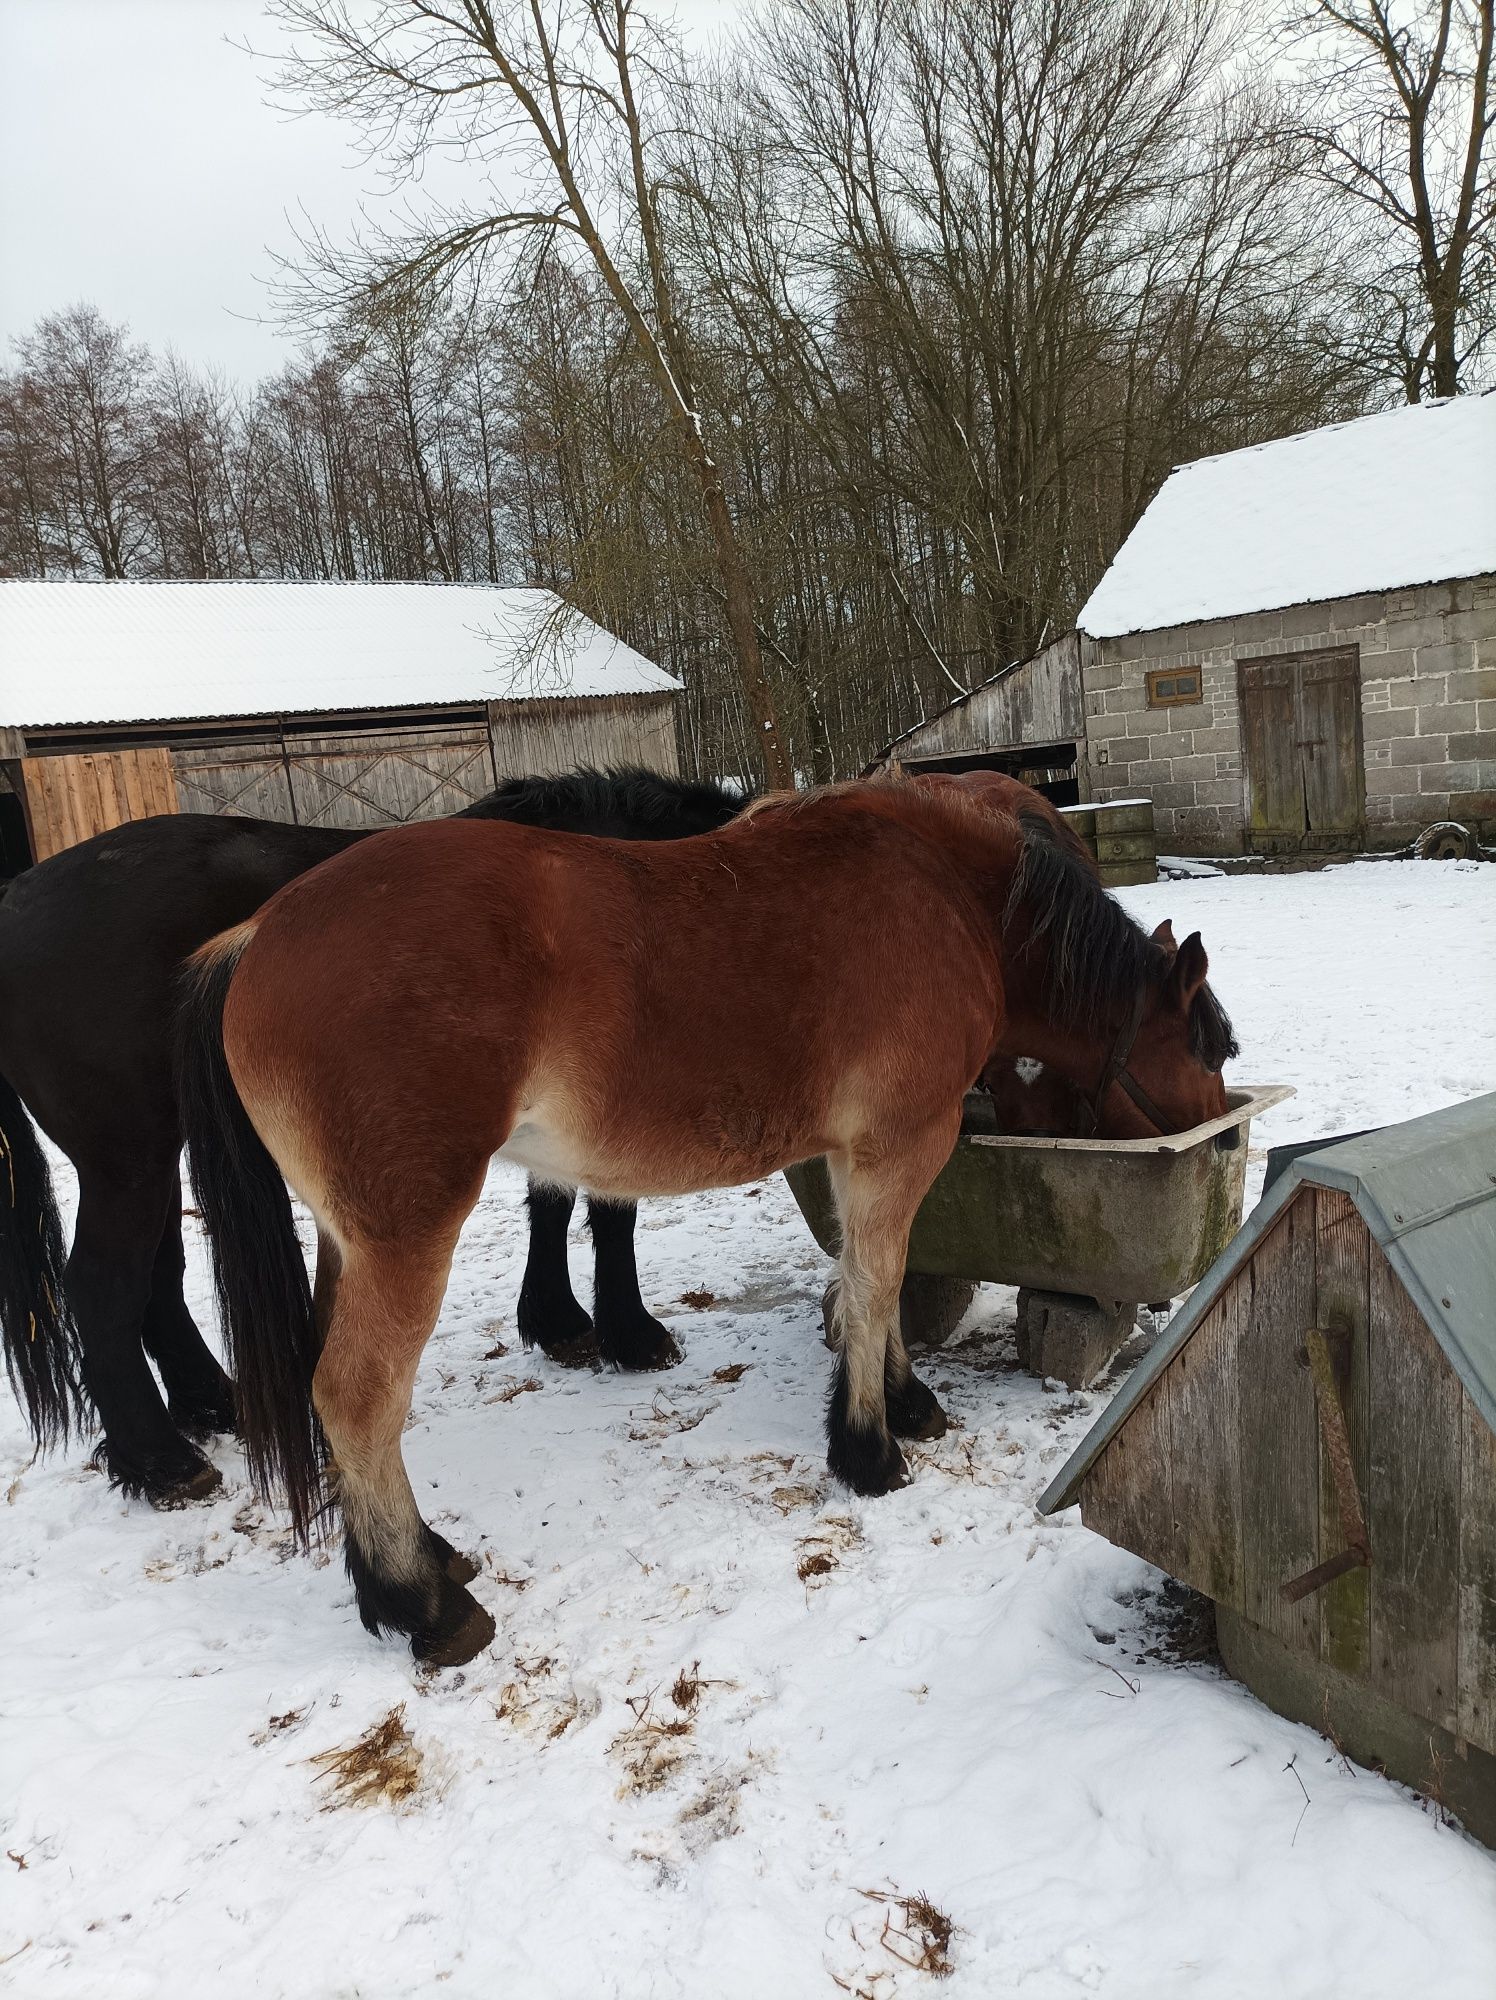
[267,0,793,784]
[1290,0,1495,397]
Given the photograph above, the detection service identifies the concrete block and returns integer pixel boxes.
[1105,685,1152,715]
[1152,783,1198,810]
[1365,766,1406,797]
[1187,725,1239,754]
[1327,593,1386,631]
[1420,699,1478,735]
[1192,778,1242,805]
[1365,795,1394,822]
[1390,735,1448,765]
[1392,617,1453,651]
[1413,641,1475,679]
[1411,676,1451,710]
[1121,759,1173,783]
[1450,788,1496,820]
[1363,709,1407,742]
[1448,668,1496,704]
[1448,732,1490,762]
[1425,761,1480,792]
[1084,663,1126,692]
[1365,648,1416,685]
[1016,1290,1135,1391]
[1169,753,1222,782]
[1088,710,1133,740]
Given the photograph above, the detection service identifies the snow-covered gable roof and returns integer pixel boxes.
[0,580,680,730]
[1039,1090,1496,1517]
[1079,393,1496,639]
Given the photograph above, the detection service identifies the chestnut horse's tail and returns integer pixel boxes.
[175,926,324,1543]
[0,1065,82,1449]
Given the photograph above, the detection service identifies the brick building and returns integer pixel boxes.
[1077,394,1496,855]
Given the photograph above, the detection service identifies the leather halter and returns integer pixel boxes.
[1074,981,1172,1138]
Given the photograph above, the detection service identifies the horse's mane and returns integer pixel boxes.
[459,765,748,835]
[1004,808,1238,1070]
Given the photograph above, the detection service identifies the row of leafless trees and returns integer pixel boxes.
[3,0,1491,780]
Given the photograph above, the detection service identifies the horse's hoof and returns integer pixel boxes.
[886,1372,949,1442]
[540,1331,601,1370]
[599,1314,681,1372]
[101,1437,222,1508]
[413,1588,496,1669]
[518,1293,596,1367]
[154,1457,223,1508]
[827,1425,908,1497]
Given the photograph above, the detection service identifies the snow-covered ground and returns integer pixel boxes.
[4,860,1495,2000]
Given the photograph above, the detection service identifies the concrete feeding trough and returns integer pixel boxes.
[1039,1092,1496,1845]
[784,1084,1293,1381]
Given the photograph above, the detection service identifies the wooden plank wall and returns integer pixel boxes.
[21,748,178,861]
[488,694,679,781]
[285,724,495,829]
[172,743,296,821]
[1078,1183,1496,1755]
[888,633,1084,762]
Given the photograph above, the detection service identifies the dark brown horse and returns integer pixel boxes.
[177,770,1235,1665]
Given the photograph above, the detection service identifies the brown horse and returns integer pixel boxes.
[177,771,1235,1665]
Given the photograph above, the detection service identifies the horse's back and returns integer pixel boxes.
[222,804,1004,1208]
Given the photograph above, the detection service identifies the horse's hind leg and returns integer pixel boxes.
[516,1180,597,1367]
[588,1198,679,1372]
[141,1201,237,1438]
[315,1230,494,1665]
[69,1166,220,1505]
[825,1120,958,1494]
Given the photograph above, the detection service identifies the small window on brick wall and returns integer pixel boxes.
[1146,667,1203,708]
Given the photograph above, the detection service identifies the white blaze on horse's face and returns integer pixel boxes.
[1014,1057,1044,1086]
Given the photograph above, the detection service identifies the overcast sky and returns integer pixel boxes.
[0,0,738,383]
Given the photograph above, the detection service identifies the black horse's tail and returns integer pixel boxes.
[0,1066,82,1449]
[175,925,324,1542]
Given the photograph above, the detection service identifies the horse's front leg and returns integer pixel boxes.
[588,1197,680,1371]
[825,1119,959,1494]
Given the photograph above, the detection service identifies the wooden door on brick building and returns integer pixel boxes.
[1238,646,1365,852]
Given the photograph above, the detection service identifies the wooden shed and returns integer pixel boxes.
[0,580,682,871]
[1039,1092,1496,1843]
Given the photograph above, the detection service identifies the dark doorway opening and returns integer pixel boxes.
[0,781,35,878]
[902,742,1081,808]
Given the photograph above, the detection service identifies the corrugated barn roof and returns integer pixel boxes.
[0,580,681,730]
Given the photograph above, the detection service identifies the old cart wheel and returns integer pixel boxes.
[1416,821,1475,861]
[821,1275,977,1350]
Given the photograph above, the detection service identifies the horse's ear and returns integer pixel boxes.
[1150,919,1177,952]
[1167,932,1209,1011]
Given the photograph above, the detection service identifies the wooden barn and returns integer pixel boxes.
[1039,1092,1496,1844]
[1078,392,1496,857]
[0,580,682,872]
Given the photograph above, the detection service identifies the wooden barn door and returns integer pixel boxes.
[283,722,496,830]
[1238,647,1365,853]
[21,748,178,862]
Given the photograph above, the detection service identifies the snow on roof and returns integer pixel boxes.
[0,580,680,730]
[1079,392,1496,639]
